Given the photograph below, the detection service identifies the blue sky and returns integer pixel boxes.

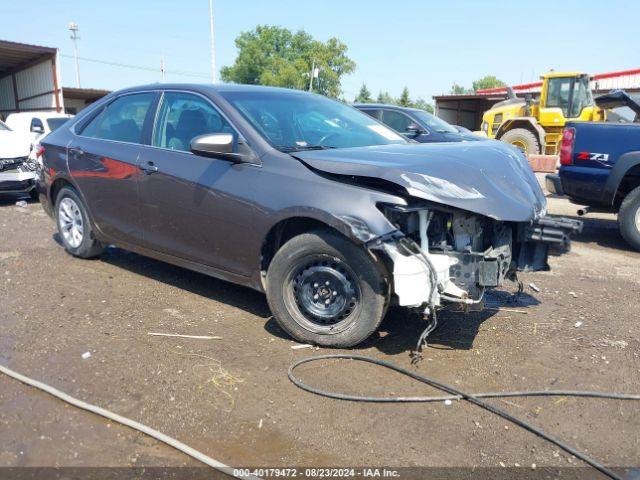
[2,0,638,102]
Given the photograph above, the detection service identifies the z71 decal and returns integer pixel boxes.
[577,151,609,162]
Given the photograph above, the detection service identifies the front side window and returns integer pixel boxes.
[412,111,457,133]
[381,110,414,134]
[81,92,155,144]
[219,90,405,151]
[153,92,234,152]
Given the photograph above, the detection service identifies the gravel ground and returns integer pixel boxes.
[0,184,638,478]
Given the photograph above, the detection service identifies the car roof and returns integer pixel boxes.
[114,83,319,96]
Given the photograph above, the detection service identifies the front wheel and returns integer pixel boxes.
[618,185,640,252]
[266,231,389,347]
[55,187,105,258]
[499,128,541,155]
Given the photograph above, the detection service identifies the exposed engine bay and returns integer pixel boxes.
[374,204,582,309]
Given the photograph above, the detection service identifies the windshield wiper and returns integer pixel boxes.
[278,145,336,152]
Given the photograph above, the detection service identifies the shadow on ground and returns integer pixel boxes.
[97,246,272,319]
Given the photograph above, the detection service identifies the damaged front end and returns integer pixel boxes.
[370,204,582,310]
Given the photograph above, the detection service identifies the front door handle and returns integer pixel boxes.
[139,161,159,175]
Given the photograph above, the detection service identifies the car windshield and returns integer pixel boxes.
[412,110,458,134]
[219,90,407,151]
[0,120,9,131]
[47,117,69,131]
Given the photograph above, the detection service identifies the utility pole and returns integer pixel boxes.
[68,22,81,88]
[208,0,216,83]
[308,61,319,92]
[160,55,165,82]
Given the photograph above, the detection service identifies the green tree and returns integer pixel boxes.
[376,91,395,104]
[412,97,434,113]
[471,75,506,92]
[450,83,471,95]
[398,87,411,107]
[220,25,355,98]
[355,83,373,103]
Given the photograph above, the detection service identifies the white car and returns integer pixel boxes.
[5,111,73,145]
[0,120,37,198]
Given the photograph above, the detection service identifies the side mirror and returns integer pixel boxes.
[190,133,240,160]
[31,124,45,134]
[405,123,422,137]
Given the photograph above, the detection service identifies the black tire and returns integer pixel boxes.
[29,188,39,201]
[618,185,640,252]
[55,186,105,258]
[266,230,389,347]
[500,128,541,155]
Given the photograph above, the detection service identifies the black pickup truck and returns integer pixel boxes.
[546,90,640,251]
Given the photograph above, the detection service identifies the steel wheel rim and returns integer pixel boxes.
[286,256,361,332]
[58,197,84,248]
[511,139,528,153]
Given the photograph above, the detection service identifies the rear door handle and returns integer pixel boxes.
[139,161,159,174]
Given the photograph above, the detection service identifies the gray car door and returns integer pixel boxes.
[137,90,258,276]
[67,92,156,245]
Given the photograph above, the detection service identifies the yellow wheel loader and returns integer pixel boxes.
[481,72,605,155]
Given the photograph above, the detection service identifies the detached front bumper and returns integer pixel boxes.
[0,171,36,194]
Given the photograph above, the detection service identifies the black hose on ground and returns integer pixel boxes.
[289,354,637,480]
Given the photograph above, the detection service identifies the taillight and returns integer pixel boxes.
[559,128,575,166]
[34,145,45,159]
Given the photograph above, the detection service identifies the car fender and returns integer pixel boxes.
[602,151,640,205]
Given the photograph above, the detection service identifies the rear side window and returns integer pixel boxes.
[30,118,44,131]
[361,109,381,120]
[153,92,234,152]
[81,93,155,144]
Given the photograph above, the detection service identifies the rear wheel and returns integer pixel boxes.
[266,230,388,347]
[500,128,541,154]
[55,187,105,258]
[618,185,640,251]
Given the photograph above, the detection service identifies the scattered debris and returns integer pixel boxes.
[81,351,91,360]
[598,338,628,349]
[15,201,27,208]
[487,307,529,314]
[258,418,263,429]
[528,283,540,292]
[568,291,578,298]
[148,332,222,340]
[291,344,313,350]
[574,321,583,328]
[444,399,453,406]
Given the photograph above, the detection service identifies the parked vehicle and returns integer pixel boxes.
[481,72,605,155]
[0,119,37,198]
[5,111,73,145]
[355,103,482,143]
[37,84,580,347]
[546,91,640,251]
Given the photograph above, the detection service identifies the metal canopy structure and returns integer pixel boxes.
[0,39,62,117]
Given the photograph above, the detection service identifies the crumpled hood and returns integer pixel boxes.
[294,140,546,222]
[0,131,30,158]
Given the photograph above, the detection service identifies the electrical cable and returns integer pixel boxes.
[0,363,260,480]
[289,354,636,480]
